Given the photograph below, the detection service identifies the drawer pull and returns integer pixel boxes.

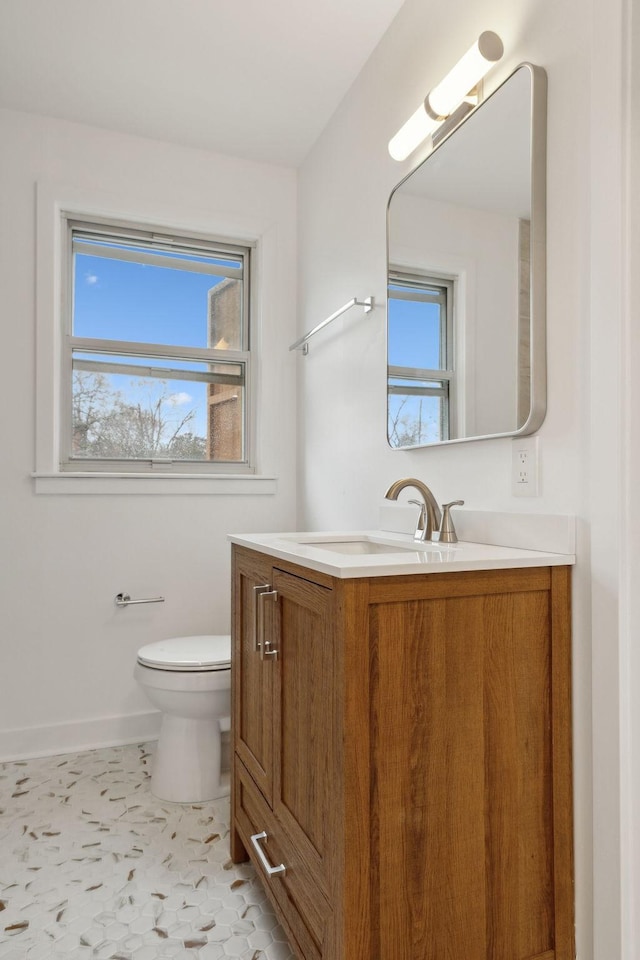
[250,830,287,877]
[257,589,279,660]
[253,585,271,652]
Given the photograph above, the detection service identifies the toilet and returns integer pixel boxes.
[134,634,231,803]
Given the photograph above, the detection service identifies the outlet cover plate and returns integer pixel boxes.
[512,436,540,497]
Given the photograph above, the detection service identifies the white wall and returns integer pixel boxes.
[0,108,298,759]
[623,1,640,954]
[296,0,631,958]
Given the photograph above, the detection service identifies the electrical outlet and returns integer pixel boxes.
[512,436,540,497]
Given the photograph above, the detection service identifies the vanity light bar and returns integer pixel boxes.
[388,31,504,162]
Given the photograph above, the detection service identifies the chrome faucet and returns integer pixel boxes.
[384,478,442,542]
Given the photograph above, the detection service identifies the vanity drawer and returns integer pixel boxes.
[235,759,330,960]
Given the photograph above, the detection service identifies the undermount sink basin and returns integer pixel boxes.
[295,538,421,555]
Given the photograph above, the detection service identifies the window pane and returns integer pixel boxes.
[71,354,245,462]
[73,240,244,349]
[388,386,448,447]
[387,294,444,369]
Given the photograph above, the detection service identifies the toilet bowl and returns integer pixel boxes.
[134,634,231,803]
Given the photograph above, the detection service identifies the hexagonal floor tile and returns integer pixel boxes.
[1,744,293,960]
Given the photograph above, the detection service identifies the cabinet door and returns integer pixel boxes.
[232,548,275,800]
[369,579,558,960]
[271,568,336,908]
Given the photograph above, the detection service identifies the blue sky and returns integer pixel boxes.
[387,291,441,368]
[74,253,227,347]
[73,251,237,442]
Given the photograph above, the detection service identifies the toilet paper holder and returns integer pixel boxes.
[115,592,165,607]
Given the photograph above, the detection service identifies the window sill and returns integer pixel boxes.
[32,472,278,496]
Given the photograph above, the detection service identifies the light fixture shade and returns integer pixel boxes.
[427,31,503,118]
[388,105,440,162]
[388,31,504,162]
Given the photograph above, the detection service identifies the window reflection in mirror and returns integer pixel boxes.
[386,63,547,447]
[387,272,453,445]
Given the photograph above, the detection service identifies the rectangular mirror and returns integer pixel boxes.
[387,63,547,447]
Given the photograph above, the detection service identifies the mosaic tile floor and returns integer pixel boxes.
[0,743,295,960]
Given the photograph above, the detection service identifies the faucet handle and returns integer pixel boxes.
[408,499,428,539]
[439,500,465,544]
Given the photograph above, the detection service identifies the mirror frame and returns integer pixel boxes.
[386,62,548,448]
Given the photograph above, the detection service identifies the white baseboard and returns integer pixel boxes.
[0,711,162,763]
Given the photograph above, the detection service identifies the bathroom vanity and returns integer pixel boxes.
[229,532,574,960]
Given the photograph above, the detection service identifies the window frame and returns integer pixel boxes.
[60,214,255,476]
[387,269,456,446]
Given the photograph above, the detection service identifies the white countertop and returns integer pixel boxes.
[228,530,576,579]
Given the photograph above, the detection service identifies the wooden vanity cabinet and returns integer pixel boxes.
[230,545,574,960]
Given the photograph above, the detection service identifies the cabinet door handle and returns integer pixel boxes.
[257,589,279,660]
[253,584,271,652]
[250,831,287,877]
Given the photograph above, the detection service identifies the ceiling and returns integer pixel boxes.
[0,0,405,166]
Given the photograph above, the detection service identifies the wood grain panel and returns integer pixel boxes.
[550,566,575,960]
[370,596,487,959]
[231,545,334,590]
[333,579,372,960]
[483,589,554,958]
[231,549,274,862]
[370,586,560,960]
[369,566,551,605]
[272,569,334,902]
[232,550,273,799]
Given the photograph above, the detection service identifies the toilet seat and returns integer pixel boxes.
[137,634,231,672]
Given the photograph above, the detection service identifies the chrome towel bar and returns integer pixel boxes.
[289,296,374,354]
[115,592,165,607]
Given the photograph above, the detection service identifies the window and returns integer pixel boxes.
[63,217,252,473]
[387,271,454,447]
